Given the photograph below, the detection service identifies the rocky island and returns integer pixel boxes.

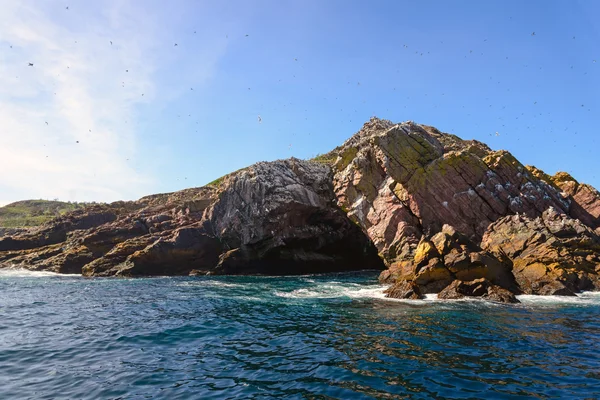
[1,118,599,303]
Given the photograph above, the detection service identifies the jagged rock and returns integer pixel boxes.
[207,158,385,274]
[481,208,600,295]
[413,257,454,293]
[1,117,599,298]
[384,280,424,299]
[380,223,518,294]
[331,118,571,273]
[551,172,600,230]
[0,159,384,277]
[437,278,520,303]
[0,227,27,238]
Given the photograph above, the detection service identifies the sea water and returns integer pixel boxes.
[1,269,599,399]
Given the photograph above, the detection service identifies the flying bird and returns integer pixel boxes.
[45,122,48,125]
[110,41,112,45]
[28,63,34,66]
[258,115,262,123]
[174,43,178,46]
[65,6,69,10]
[531,32,535,36]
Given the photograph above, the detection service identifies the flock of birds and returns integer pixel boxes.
[8,6,599,186]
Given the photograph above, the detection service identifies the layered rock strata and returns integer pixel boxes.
[1,117,599,303]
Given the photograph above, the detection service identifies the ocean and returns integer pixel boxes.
[1,269,599,399]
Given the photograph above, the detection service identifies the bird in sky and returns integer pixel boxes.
[258,115,262,123]
[174,43,178,46]
[45,122,48,125]
[28,63,33,66]
[531,32,535,36]
[110,41,112,45]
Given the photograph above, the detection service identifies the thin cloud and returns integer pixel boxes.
[0,1,159,203]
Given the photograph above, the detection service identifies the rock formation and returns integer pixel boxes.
[322,118,600,302]
[0,159,383,276]
[1,117,599,303]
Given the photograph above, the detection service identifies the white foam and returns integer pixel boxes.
[274,282,390,300]
[517,292,600,306]
[177,280,245,289]
[0,268,81,278]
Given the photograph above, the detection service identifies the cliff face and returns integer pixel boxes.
[0,159,383,276]
[1,117,599,302]
[326,118,600,301]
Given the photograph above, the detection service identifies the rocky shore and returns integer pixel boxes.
[1,117,599,303]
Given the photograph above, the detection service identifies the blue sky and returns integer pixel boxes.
[1,0,598,205]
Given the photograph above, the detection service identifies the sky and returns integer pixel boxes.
[0,0,598,205]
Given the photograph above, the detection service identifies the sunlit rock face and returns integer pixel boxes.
[323,117,600,302]
[1,117,599,302]
[0,159,384,277]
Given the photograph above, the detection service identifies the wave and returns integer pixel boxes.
[274,283,388,300]
[0,268,81,278]
[517,292,600,306]
[177,280,245,289]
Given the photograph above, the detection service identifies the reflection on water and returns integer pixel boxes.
[0,270,599,399]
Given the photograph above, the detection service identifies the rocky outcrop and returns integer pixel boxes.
[1,117,599,302]
[0,159,384,277]
[437,278,519,303]
[323,117,600,301]
[481,208,600,295]
[206,159,384,274]
[384,280,424,300]
[0,227,27,238]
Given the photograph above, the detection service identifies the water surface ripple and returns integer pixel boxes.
[1,270,599,399]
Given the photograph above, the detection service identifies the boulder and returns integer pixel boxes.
[384,280,424,300]
[481,207,600,295]
[437,278,520,303]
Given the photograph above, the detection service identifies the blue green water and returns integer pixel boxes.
[1,269,600,399]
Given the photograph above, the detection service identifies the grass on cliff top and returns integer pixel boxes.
[0,200,89,228]
[310,151,338,166]
[206,167,250,187]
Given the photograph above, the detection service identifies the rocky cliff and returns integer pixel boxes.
[0,159,383,277]
[1,117,599,302]
[325,118,600,302]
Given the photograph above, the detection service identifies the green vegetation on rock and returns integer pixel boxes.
[0,200,89,228]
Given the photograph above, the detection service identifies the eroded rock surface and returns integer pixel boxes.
[481,208,600,295]
[0,159,384,276]
[323,117,600,301]
[1,117,599,302]
[437,278,519,303]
